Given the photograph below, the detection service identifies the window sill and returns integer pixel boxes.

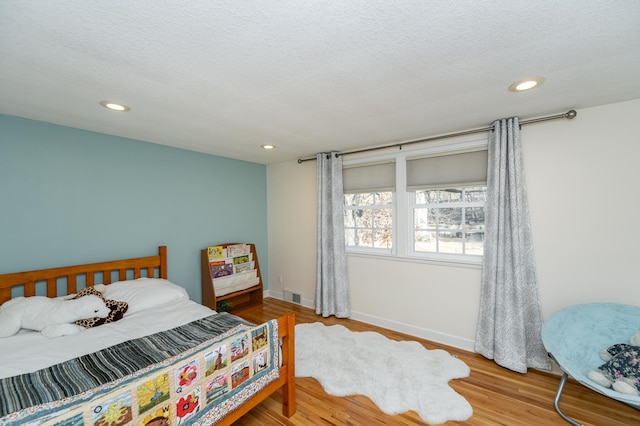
[346,250,483,270]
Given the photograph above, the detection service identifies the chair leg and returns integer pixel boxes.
[554,372,582,426]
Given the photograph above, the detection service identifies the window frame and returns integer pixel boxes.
[343,138,487,265]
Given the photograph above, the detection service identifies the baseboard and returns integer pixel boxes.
[265,289,314,309]
[264,290,475,352]
[350,311,476,352]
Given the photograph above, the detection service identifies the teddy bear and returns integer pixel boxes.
[0,294,110,338]
[587,331,640,395]
[69,286,128,328]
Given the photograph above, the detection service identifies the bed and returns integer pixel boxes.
[542,303,640,426]
[0,246,295,426]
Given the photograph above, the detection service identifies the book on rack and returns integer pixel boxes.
[234,261,253,274]
[233,255,250,265]
[227,244,250,257]
[210,262,233,278]
[209,260,225,268]
[207,245,225,261]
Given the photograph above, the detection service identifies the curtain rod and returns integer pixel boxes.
[297,109,577,163]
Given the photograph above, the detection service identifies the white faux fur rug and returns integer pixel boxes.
[295,322,473,424]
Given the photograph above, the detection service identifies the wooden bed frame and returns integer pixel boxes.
[0,245,296,424]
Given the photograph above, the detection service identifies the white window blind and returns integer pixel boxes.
[343,161,395,193]
[406,150,487,191]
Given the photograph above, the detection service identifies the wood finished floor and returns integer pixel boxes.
[233,298,639,426]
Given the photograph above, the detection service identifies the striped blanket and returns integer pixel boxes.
[0,313,279,426]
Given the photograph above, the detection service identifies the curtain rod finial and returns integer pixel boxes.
[565,110,577,119]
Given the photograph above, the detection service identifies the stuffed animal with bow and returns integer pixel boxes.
[587,331,640,395]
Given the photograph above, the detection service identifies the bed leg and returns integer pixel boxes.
[282,377,296,417]
[554,372,582,426]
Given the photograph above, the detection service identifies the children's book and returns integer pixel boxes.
[234,262,251,273]
[233,255,250,265]
[209,260,225,269]
[211,263,233,278]
[207,245,225,261]
[227,244,249,257]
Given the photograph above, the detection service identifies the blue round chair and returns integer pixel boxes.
[542,303,640,425]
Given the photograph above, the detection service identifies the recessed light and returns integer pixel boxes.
[261,144,276,150]
[99,100,131,112]
[508,77,544,92]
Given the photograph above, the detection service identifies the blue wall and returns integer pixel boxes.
[0,115,268,302]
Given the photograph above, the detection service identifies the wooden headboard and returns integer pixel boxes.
[0,246,167,304]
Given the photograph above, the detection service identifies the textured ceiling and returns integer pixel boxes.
[1,1,640,164]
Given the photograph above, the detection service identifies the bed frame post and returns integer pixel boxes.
[281,312,296,417]
[159,246,167,279]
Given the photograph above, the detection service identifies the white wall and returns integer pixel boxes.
[266,98,640,351]
[525,99,640,315]
[266,159,317,300]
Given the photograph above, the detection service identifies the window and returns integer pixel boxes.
[343,161,395,252]
[411,187,486,256]
[344,192,393,250]
[343,141,487,262]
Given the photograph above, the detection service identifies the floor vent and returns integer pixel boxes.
[283,289,302,304]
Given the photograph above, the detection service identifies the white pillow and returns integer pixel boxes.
[102,278,189,314]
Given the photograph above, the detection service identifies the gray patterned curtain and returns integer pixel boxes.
[475,117,550,373]
[316,152,350,318]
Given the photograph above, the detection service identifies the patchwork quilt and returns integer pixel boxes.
[0,313,279,426]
